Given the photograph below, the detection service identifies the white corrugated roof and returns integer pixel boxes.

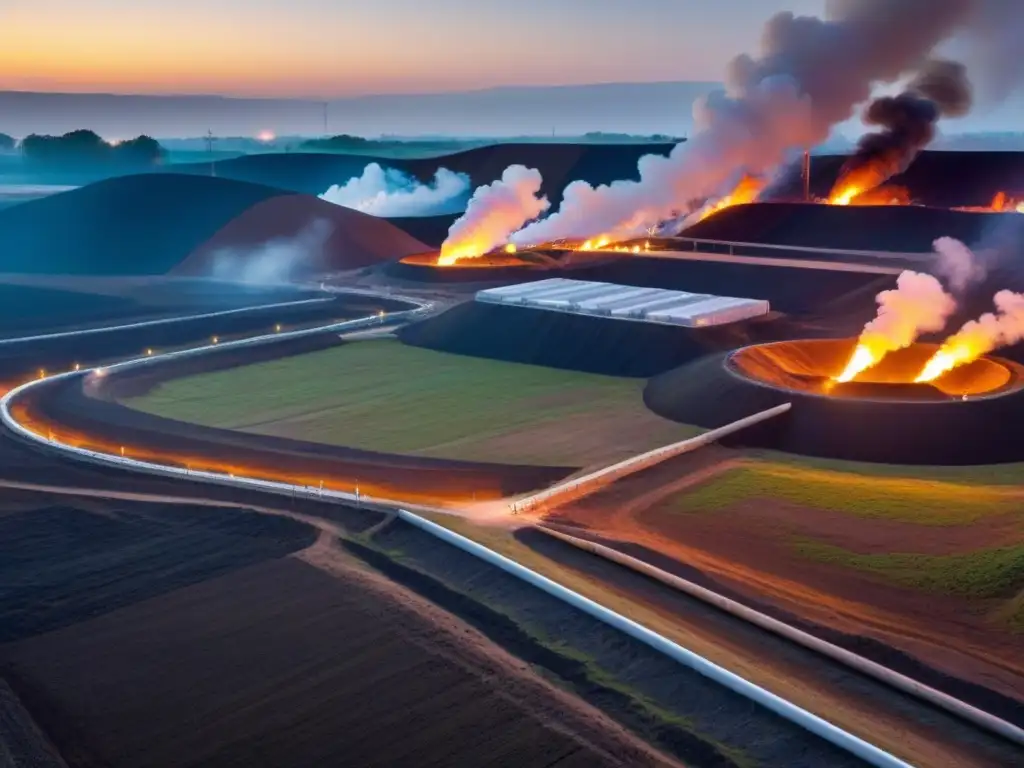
[475,279,768,328]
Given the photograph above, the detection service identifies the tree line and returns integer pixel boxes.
[0,130,164,167]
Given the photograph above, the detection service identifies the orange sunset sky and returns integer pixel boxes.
[0,0,828,97]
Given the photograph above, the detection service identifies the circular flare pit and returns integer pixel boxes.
[728,338,1019,401]
[399,251,535,268]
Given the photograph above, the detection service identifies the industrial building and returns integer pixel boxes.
[476,278,769,328]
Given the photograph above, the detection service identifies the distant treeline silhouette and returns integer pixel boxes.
[301,133,487,153]
[0,133,13,152]
[19,130,164,168]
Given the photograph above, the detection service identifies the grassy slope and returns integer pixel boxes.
[793,538,1024,600]
[667,458,1024,625]
[675,461,1020,525]
[126,339,699,467]
[749,448,1024,485]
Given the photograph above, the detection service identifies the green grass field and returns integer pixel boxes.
[793,538,1024,599]
[749,448,1024,485]
[126,339,700,467]
[673,461,1022,525]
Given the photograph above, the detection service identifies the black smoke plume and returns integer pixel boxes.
[837,59,973,192]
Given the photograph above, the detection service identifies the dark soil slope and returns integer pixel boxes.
[168,152,387,195]
[565,256,893,314]
[776,150,1024,208]
[644,352,1024,465]
[397,301,744,377]
[169,143,676,207]
[384,213,459,247]
[400,143,674,207]
[682,202,1017,252]
[0,284,140,335]
[175,194,430,278]
[0,174,289,275]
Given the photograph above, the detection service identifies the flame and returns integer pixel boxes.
[988,191,1024,214]
[956,191,1024,214]
[439,166,548,266]
[914,345,975,382]
[828,182,910,207]
[579,236,611,251]
[693,175,765,222]
[915,320,997,382]
[437,241,487,266]
[435,240,519,266]
[834,338,887,382]
[914,290,1024,381]
[827,151,906,206]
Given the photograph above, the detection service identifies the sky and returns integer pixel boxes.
[0,0,828,97]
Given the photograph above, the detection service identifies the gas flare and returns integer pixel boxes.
[828,59,972,203]
[835,270,956,382]
[439,166,548,266]
[578,236,611,251]
[691,175,766,223]
[916,290,1024,381]
[829,183,911,207]
[509,2,987,245]
[982,191,1024,213]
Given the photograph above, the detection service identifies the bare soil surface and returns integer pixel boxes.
[551,447,1024,722]
[0,680,67,768]
[0,485,675,768]
[350,517,875,768]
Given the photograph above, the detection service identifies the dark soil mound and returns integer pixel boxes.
[397,302,748,377]
[400,143,674,207]
[170,143,676,207]
[644,350,1024,464]
[384,213,459,247]
[0,284,140,335]
[175,194,429,278]
[774,150,1024,208]
[0,174,288,275]
[681,202,1019,252]
[168,152,387,195]
[565,256,893,315]
[389,252,893,316]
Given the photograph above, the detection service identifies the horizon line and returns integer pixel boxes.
[0,79,722,103]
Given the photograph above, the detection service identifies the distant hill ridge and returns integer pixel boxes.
[0,82,717,139]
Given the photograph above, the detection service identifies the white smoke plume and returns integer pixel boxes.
[209,219,333,285]
[439,165,548,265]
[855,270,958,364]
[511,1,996,245]
[320,163,470,217]
[932,289,1024,361]
[932,236,987,292]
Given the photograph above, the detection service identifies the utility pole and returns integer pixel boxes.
[802,150,811,201]
[206,130,217,177]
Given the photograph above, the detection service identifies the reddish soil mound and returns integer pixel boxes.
[174,194,429,278]
[0,173,289,275]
